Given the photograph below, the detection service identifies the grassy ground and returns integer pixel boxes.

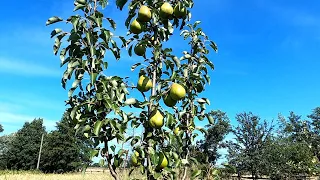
[0,169,144,180]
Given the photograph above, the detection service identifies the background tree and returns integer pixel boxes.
[5,118,46,170]
[278,111,311,144]
[227,112,273,180]
[40,112,92,173]
[0,133,15,169]
[0,124,3,133]
[263,136,314,179]
[188,110,230,179]
[308,107,320,161]
[201,110,231,165]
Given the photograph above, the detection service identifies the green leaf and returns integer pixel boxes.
[172,56,180,68]
[76,0,86,5]
[189,157,199,165]
[131,136,139,146]
[197,98,206,104]
[110,145,116,152]
[74,4,85,11]
[166,112,174,127]
[90,149,99,158]
[116,0,128,10]
[70,107,79,120]
[83,125,91,132]
[50,28,62,38]
[46,16,63,26]
[68,79,81,97]
[131,63,141,71]
[99,159,105,167]
[173,152,179,160]
[118,36,127,47]
[205,74,210,85]
[114,157,119,167]
[84,133,89,138]
[53,37,62,55]
[210,40,218,52]
[59,48,67,62]
[128,44,133,57]
[206,114,215,124]
[99,0,108,8]
[193,21,201,28]
[118,149,126,157]
[106,18,116,30]
[170,71,176,80]
[146,132,153,138]
[191,169,202,179]
[93,120,103,136]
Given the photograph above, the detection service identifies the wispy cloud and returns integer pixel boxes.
[256,0,320,29]
[0,111,58,133]
[0,92,66,114]
[0,57,60,77]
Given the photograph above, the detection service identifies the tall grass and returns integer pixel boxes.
[0,169,144,180]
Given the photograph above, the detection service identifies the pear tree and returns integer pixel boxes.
[47,0,218,179]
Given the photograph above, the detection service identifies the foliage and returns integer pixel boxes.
[47,0,217,179]
[46,0,132,179]
[263,137,314,179]
[201,110,231,165]
[0,124,3,133]
[0,133,15,169]
[278,111,311,143]
[5,118,46,170]
[308,107,320,161]
[227,112,274,179]
[40,112,92,173]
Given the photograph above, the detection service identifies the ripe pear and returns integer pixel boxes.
[130,19,142,34]
[134,44,146,56]
[134,151,139,157]
[131,153,140,166]
[173,127,180,135]
[160,2,173,19]
[137,75,152,92]
[169,83,186,101]
[163,94,177,107]
[138,5,152,22]
[149,110,164,128]
[174,3,187,18]
[157,152,168,169]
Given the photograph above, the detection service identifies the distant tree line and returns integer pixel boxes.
[187,107,320,179]
[0,112,92,173]
[1,107,320,179]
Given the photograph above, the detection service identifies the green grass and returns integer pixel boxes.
[0,169,144,180]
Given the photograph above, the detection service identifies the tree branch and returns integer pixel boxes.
[104,138,119,180]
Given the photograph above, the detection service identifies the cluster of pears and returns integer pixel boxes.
[137,75,186,129]
[130,2,187,35]
[130,2,188,57]
[131,150,168,169]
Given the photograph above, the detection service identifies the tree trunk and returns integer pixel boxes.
[145,69,157,180]
[104,139,119,180]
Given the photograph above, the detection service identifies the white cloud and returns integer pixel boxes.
[0,111,58,134]
[0,57,60,77]
[256,0,320,29]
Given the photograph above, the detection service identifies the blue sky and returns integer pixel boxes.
[1,0,320,164]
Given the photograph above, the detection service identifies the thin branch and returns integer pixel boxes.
[103,138,119,180]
